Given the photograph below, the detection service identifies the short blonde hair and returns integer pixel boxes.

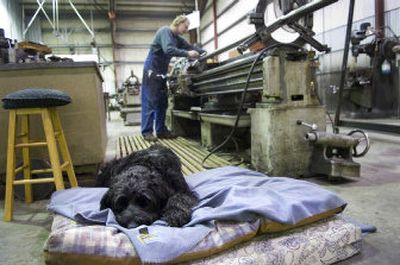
[171,15,189,27]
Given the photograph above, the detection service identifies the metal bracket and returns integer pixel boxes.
[288,22,330,52]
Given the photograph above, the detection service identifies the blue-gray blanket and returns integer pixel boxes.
[48,166,346,263]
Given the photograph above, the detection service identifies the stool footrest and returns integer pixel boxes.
[61,161,69,169]
[31,168,53,174]
[13,178,55,185]
[27,162,69,175]
[15,141,48,148]
[14,165,28,174]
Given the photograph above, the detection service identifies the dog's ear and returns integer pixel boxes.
[96,158,119,187]
[100,190,112,210]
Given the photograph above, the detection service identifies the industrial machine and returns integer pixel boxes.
[0,28,11,64]
[118,70,141,126]
[345,22,400,118]
[167,0,370,179]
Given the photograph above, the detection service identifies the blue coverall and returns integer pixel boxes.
[141,26,205,136]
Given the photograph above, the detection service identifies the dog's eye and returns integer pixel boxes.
[114,195,129,212]
[136,195,150,208]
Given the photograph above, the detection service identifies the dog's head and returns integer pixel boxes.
[100,165,174,228]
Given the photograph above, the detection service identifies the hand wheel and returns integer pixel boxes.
[348,129,370,157]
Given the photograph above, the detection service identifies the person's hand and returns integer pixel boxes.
[187,50,200,59]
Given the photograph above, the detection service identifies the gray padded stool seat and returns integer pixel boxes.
[2,88,71,109]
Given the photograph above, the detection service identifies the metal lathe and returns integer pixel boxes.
[166,0,370,179]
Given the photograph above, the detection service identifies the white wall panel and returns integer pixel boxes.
[117,19,170,29]
[117,48,149,61]
[200,0,257,57]
[315,0,400,75]
[116,32,154,44]
[384,0,400,11]
[314,0,375,34]
[114,16,176,93]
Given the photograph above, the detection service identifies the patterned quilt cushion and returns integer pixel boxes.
[44,214,361,265]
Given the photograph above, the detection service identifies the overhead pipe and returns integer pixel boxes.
[375,0,384,38]
[212,0,218,50]
[195,0,201,44]
[108,0,118,93]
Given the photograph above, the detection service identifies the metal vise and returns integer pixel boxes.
[297,120,370,180]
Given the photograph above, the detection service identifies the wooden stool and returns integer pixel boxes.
[3,89,78,221]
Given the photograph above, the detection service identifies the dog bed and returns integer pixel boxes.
[44,214,361,265]
[43,166,362,264]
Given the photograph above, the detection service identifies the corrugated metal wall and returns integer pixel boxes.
[313,0,400,109]
[40,13,115,93]
[113,16,173,90]
[200,0,258,60]
[0,0,22,40]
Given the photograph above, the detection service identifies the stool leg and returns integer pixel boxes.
[4,110,17,221]
[50,109,78,187]
[41,109,64,191]
[21,115,33,203]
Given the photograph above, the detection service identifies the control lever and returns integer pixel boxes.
[189,51,208,69]
[296,120,318,131]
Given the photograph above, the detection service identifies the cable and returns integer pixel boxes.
[201,43,305,169]
[313,79,335,132]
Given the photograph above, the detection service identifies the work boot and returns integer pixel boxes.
[157,130,177,139]
[143,134,158,142]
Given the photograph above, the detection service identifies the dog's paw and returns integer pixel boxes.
[161,193,197,227]
[162,208,192,227]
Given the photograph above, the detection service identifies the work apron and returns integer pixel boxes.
[141,51,169,135]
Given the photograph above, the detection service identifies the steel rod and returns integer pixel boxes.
[193,70,263,87]
[200,0,338,60]
[194,54,260,77]
[68,0,95,38]
[23,0,45,37]
[263,0,338,33]
[334,0,356,131]
[193,78,263,93]
[199,33,256,62]
[197,87,263,96]
[37,0,55,29]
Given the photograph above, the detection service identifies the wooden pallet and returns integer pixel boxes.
[116,136,231,176]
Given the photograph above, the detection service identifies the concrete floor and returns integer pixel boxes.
[1,112,399,264]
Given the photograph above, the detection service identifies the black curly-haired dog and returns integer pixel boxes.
[97,145,198,228]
